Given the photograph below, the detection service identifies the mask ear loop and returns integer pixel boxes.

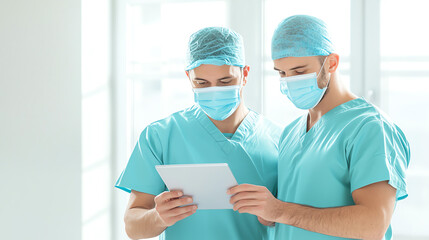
[317,56,328,78]
[238,67,245,88]
[317,56,330,89]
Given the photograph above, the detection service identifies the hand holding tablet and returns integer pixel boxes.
[155,163,238,210]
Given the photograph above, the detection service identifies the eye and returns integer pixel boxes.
[220,80,233,84]
[278,71,286,77]
[295,70,305,74]
[196,81,207,85]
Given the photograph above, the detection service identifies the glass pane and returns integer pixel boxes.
[126,0,228,143]
[81,0,112,239]
[381,0,429,238]
[381,1,429,57]
[263,0,350,126]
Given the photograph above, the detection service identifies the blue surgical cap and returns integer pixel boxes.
[185,27,245,71]
[271,15,334,60]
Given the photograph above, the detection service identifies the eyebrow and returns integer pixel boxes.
[193,76,234,81]
[274,65,308,72]
[290,65,308,71]
[218,76,233,81]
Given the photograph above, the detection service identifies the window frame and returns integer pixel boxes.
[109,1,427,240]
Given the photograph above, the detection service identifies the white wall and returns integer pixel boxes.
[0,1,81,239]
[81,0,113,239]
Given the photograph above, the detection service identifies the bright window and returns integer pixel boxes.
[81,0,112,239]
[380,0,429,238]
[125,0,228,146]
[110,1,429,240]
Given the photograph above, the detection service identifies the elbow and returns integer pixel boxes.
[369,223,389,240]
[363,211,391,240]
[365,230,385,240]
[125,221,147,240]
[124,220,134,240]
[124,210,158,240]
[124,212,144,240]
[124,214,138,240]
[125,226,141,240]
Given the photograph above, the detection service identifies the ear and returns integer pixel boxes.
[185,70,190,78]
[327,53,339,73]
[242,65,250,87]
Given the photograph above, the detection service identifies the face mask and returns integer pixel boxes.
[279,57,329,110]
[193,85,241,121]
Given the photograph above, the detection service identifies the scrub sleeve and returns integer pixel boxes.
[115,125,166,196]
[348,119,410,200]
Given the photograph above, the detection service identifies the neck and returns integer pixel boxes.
[307,72,357,130]
[209,102,249,134]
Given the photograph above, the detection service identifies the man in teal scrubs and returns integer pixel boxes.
[115,27,281,240]
[229,15,410,240]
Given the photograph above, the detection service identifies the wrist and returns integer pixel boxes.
[276,201,294,225]
[150,208,168,229]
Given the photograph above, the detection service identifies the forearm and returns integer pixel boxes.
[277,202,388,240]
[124,207,167,239]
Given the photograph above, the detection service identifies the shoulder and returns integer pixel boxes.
[347,99,410,156]
[348,99,405,137]
[140,105,198,139]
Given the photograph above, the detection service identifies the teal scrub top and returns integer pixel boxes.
[276,98,410,240]
[115,105,281,240]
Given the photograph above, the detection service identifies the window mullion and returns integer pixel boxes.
[363,0,381,106]
[228,0,264,114]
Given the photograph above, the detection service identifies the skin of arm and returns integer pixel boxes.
[228,181,396,240]
[124,190,197,239]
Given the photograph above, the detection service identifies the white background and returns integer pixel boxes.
[1,0,81,239]
[1,0,426,240]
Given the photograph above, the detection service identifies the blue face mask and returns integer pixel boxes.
[193,85,241,121]
[279,57,329,110]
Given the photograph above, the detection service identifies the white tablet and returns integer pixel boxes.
[155,163,238,210]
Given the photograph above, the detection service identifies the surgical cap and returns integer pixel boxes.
[185,27,245,71]
[271,15,334,60]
